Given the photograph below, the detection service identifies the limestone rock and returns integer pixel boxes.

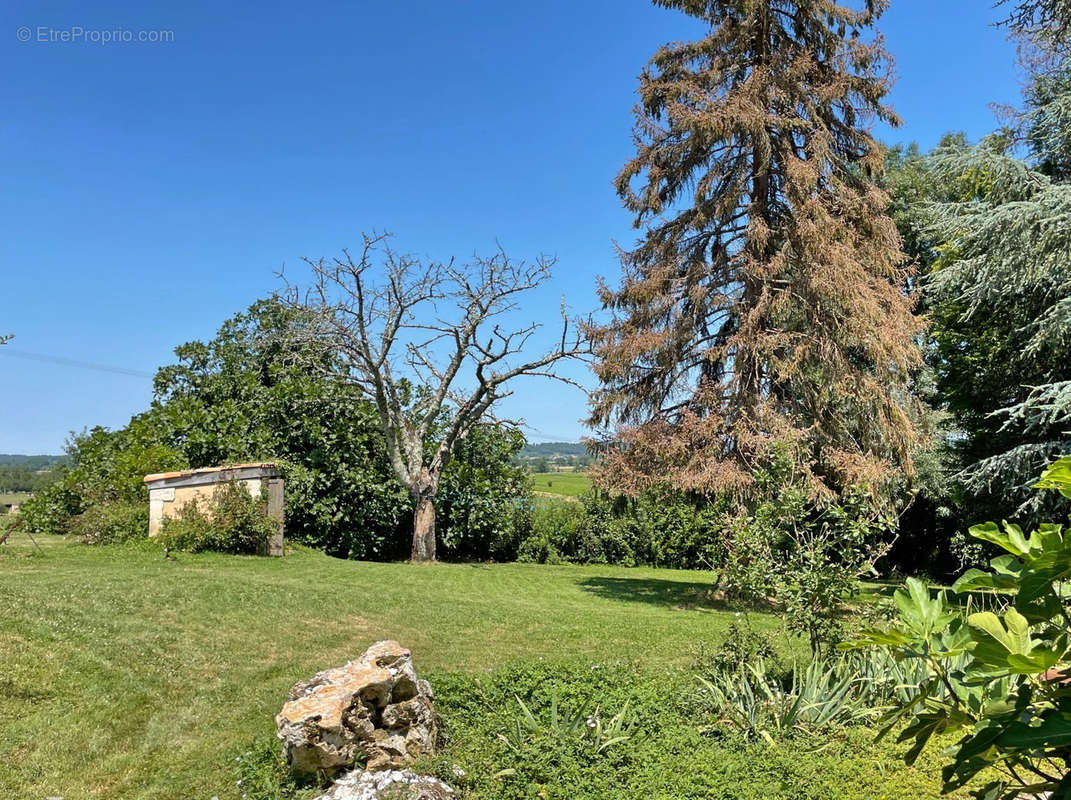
[276,641,437,777]
[312,769,454,800]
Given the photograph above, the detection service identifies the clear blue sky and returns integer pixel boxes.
[0,0,1023,453]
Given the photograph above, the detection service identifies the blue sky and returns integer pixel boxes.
[0,0,1023,453]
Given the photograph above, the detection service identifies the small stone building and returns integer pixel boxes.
[143,463,285,556]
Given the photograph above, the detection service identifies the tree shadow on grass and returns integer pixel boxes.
[577,576,727,610]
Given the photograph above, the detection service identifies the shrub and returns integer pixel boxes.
[692,618,779,676]
[438,425,533,562]
[622,492,728,569]
[19,481,84,535]
[68,502,147,545]
[518,500,592,564]
[715,451,893,654]
[158,481,277,554]
[517,490,725,569]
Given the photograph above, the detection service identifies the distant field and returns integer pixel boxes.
[0,492,30,509]
[530,471,591,497]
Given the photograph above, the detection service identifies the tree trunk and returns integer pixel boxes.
[410,489,437,562]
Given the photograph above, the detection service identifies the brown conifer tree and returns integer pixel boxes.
[589,0,923,502]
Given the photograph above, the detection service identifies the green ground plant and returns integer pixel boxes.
[424,661,964,800]
[696,656,872,743]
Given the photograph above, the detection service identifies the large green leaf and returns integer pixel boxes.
[894,578,955,639]
[954,567,1018,593]
[971,522,1030,557]
[968,608,1062,674]
[995,712,1071,749]
[1035,457,1071,499]
[970,609,1032,655]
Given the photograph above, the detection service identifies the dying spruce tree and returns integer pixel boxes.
[589,0,923,502]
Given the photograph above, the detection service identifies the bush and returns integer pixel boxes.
[19,481,84,535]
[715,451,893,654]
[68,502,147,545]
[438,425,533,562]
[622,492,729,569]
[692,619,779,677]
[696,656,873,742]
[518,497,632,565]
[517,490,725,569]
[158,481,277,554]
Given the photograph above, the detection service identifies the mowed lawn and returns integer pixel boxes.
[0,533,768,800]
[529,471,591,497]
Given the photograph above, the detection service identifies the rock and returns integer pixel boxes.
[312,769,454,800]
[276,641,437,778]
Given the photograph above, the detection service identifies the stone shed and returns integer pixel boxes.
[143,463,285,556]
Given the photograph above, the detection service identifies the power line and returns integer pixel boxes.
[0,348,153,379]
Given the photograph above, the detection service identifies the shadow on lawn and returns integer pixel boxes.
[577,575,726,610]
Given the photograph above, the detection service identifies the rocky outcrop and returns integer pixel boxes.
[276,641,437,777]
[312,769,455,800]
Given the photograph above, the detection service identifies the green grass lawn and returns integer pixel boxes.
[0,534,958,800]
[529,471,591,497]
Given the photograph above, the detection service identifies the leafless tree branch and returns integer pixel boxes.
[277,232,590,560]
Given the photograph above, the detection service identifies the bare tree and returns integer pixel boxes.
[281,232,587,561]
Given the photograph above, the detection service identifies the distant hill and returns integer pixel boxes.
[517,442,587,459]
[515,441,592,470]
[0,454,67,469]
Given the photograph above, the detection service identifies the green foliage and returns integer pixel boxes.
[846,458,1071,798]
[886,49,1071,530]
[438,424,532,562]
[497,690,635,762]
[231,734,309,800]
[420,662,672,797]
[18,481,84,535]
[25,300,529,562]
[692,619,779,676]
[68,502,148,545]
[151,299,410,560]
[717,453,893,653]
[696,657,872,743]
[158,481,277,555]
[425,659,950,800]
[518,490,727,569]
[0,463,64,493]
[519,500,590,564]
[18,417,187,542]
